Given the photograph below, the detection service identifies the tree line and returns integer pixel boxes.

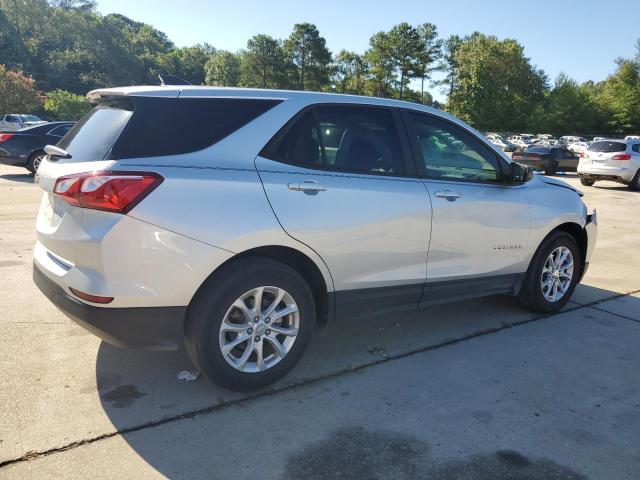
[1,0,639,136]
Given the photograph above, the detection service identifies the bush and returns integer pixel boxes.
[43,89,91,120]
[0,65,43,114]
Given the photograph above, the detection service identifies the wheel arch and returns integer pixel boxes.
[552,222,587,271]
[189,245,333,325]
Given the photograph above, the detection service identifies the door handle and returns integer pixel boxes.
[434,190,461,201]
[287,180,327,194]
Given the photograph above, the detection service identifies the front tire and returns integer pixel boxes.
[518,231,581,314]
[184,257,315,391]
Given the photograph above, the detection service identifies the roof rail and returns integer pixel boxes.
[158,74,192,86]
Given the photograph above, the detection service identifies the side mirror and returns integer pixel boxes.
[507,162,533,184]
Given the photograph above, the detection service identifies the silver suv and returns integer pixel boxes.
[33,87,597,391]
[578,139,640,190]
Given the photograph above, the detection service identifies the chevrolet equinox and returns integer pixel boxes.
[33,87,597,391]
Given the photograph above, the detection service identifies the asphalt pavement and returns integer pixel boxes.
[1,164,639,479]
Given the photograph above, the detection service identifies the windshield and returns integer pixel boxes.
[587,141,626,153]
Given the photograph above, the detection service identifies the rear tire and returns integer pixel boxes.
[580,177,595,187]
[184,257,315,392]
[26,150,45,175]
[544,161,558,176]
[518,231,581,314]
[628,170,640,192]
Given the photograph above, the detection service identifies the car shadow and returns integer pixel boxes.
[93,283,638,478]
[0,173,33,184]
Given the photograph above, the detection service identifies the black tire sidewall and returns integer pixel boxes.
[185,258,315,391]
[544,161,558,176]
[628,170,640,191]
[580,177,595,186]
[521,232,581,313]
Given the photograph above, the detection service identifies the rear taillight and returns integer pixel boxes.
[0,133,14,142]
[612,154,631,161]
[53,171,163,213]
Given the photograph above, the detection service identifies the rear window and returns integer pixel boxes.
[58,97,281,162]
[588,141,626,153]
[58,106,132,162]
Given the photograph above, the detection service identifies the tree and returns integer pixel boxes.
[283,23,332,91]
[447,33,548,131]
[415,23,442,104]
[205,50,241,86]
[332,50,368,94]
[594,57,640,134]
[43,89,91,120]
[0,64,42,113]
[387,23,422,99]
[438,35,462,106]
[538,73,604,134]
[364,31,395,98]
[239,34,288,89]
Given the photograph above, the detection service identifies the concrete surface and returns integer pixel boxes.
[1,164,639,479]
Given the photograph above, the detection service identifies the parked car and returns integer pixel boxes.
[511,145,579,175]
[578,138,640,190]
[624,135,640,141]
[0,122,75,174]
[560,137,589,154]
[32,86,597,391]
[592,137,607,142]
[509,135,535,150]
[0,114,47,131]
[486,134,516,152]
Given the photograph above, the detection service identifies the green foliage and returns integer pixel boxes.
[448,33,548,132]
[332,50,369,94]
[205,50,241,87]
[283,23,332,91]
[593,58,640,134]
[43,89,90,120]
[239,35,288,89]
[0,1,639,134]
[0,64,43,113]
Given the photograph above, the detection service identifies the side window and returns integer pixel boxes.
[406,112,502,182]
[263,105,406,176]
[270,111,322,168]
[6,115,17,122]
[632,144,640,153]
[49,125,73,137]
[315,106,405,175]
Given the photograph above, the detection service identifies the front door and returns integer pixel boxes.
[402,111,531,303]
[256,105,432,319]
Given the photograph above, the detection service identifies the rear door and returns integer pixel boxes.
[256,104,432,319]
[402,110,530,303]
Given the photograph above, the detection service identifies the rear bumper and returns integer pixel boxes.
[578,165,636,183]
[34,263,184,350]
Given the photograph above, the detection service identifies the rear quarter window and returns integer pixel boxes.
[111,97,281,159]
[58,97,281,162]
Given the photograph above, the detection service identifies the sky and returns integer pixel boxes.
[96,0,639,102]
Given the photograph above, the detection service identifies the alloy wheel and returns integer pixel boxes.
[541,246,574,302]
[218,286,300,373]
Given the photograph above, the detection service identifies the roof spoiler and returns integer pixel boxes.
[158,74,192,86]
